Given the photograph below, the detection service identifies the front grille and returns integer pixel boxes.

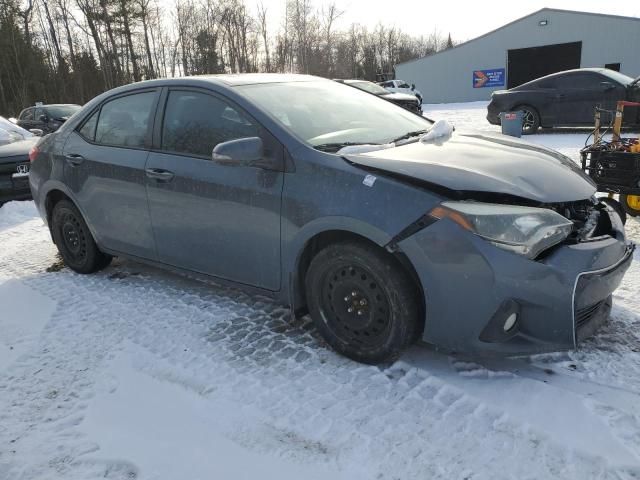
[575,300,606,329]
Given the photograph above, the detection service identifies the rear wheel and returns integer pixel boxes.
[600,197,627,225]
[51,199,112,273]
[516,105,540,135]
[305,242,419,364]
[621,194,640,218]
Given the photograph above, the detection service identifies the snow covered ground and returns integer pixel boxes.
[1,102,640,479]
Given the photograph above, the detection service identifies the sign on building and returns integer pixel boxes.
[473,68,505,88]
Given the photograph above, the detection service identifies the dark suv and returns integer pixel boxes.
[17,104,81,134]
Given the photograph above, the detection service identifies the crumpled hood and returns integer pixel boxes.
[343,131,596,203]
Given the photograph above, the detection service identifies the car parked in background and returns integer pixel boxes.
[29,74,633,364]
[335,79,422,114]
[378,79,423,103]
[487,68,640,134]
[0,117,37,206]
[17,104,81,134]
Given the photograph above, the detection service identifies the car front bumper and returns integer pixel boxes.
[0,163,32,204]
[398,207,634,355]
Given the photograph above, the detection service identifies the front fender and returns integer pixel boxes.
[281,216,393,308]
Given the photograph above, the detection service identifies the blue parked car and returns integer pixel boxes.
[29,74,634,363]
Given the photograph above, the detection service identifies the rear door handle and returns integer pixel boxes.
[65,153,85,166]
[145,168,175,182]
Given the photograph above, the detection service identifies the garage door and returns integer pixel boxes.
[507,41,582,88]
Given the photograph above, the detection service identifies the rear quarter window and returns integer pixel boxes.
[78,110,99,141]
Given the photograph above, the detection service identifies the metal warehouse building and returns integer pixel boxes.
[396,8,640,104]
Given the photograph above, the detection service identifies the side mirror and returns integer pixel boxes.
[600,82,615,92]
[212,137,264,166]
[411,84,416,90]
[39,114,49,122]
[29,129,44,136]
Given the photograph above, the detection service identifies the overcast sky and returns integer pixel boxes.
[194,0,640,41]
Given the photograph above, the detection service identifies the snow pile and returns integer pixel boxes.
[336,142,395,155]
[419,119,454,143]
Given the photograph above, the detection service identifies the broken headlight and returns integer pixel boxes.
[429,202,574,259]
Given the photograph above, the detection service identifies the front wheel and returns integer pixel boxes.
[305,242,420,364]
[621,194,640,218]
[516,105,540,135]
[51,199,112,274]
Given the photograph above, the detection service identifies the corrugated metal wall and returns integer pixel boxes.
[396,9,640,104]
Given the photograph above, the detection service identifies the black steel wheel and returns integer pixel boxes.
[517,105,540,135]
[305,242,420,364]
[599,197,627,225]
[51,199,112,274]
[621,194,640,218]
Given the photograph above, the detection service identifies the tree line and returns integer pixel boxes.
[0,0,454,116]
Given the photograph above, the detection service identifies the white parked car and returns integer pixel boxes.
[378,79,423,103]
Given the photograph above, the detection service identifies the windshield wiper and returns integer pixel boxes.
[390,129,430,144]
[313,141,381,153]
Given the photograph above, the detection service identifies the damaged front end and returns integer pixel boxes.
[388,193,634,356]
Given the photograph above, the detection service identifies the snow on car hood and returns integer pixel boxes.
[0,116,34,146]
[343,131,596,203]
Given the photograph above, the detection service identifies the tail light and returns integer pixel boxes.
[29,145,39,162]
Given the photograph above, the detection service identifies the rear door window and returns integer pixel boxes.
[161,90,259,157]
[95,91,156,148]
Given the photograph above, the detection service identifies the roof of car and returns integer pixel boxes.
[185,73,321,86]
[73,74,332,112]
[524,68,620,83]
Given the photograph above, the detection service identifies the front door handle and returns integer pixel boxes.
[65,153,85,166]
[145,168,175,182]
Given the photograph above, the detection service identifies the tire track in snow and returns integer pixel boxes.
[1,201,640,478]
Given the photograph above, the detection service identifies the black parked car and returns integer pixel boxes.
[335,79,422,114]
[487,68,640,134]
[17,104,81,134]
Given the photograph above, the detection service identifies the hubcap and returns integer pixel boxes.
[321,264,392,348]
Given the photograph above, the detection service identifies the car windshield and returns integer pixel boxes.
[349,81,389,95]
[600,69,635,86]
[45,105,80,119]
[0,116,32,141]
[238,80,431,148]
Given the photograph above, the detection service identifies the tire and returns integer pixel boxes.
[305,241,420,364]
[600,197,627,225]
[51,199,112,273]
[621,194,640,218]
[516,105,540,135]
